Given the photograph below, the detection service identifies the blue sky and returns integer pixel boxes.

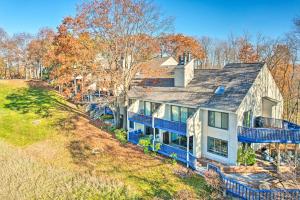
[0,0,299,39]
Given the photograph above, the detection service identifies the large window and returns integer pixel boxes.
[171,106,195,123]
[207,137,228,157]
[144,101,151,116]
[144,101,160,116]
[243,110,252,128]
[208,111,229,130]
[129,121,134,129]
[170,133,193,151]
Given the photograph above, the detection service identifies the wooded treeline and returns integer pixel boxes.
[0,0,299,124]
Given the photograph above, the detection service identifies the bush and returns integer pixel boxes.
[237,146,256,166]
[114,128,127,144]
[101,114,114,120]
[170,153,177,165]
[138,137,151,154]
[107,126,117,133]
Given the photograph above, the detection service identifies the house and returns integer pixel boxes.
[126,55,294,167]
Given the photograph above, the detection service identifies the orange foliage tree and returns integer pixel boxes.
[238,41,259,63]
[160,34,205,60]
[45,17,96,99]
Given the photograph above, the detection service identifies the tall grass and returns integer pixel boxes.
[0,141,135,200]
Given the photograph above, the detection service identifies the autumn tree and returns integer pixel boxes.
[26,28,55,80]
[67,0,173,127]
[45,17,97,100]
[161,34,205,60]
[238,39,259,63]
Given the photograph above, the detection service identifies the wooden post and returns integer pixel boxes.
[187,134,190,168]
[295,144,299,166]
[276,143,281,172]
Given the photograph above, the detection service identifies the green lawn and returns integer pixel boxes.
[0,80,74,146]
[0,80,213,199]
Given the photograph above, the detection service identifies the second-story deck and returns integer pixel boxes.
[128,111,152,127]
[238,126,300,144]
[154,117,187,135]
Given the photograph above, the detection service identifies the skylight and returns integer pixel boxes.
[215,86,225,95]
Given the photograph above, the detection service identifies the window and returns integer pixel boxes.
[144,101,160,116]
[171,106,180,121]
[208,111,229,130]
[129,121,134,129]
[170,133,193,151]
[144,101,151,116]
[243,110,252,128]
[207,137,228,157]
[128,99,134,106]
[171,106,195,123]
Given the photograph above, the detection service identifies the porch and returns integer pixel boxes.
[127,130,197,169]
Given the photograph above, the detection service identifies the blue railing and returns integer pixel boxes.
[207,163,300,199]
[154,118,187,136]
[254,116,283,128]
[157,143,197,169]
[128,112,152,127]
[128,130,142,144]
[238,126,300,144]
[284,120,300,130]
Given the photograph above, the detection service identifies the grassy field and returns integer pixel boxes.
[0,80,212,199]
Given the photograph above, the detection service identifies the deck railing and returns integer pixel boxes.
[208,163,300,199]
[254,116,284,128]
[154,118,187,135]
[284,120,300,130]
[128,112,152,127]
[238,126,300,143]
[157,143,197,169]
[128,130,142,144]
[127,130,197,169]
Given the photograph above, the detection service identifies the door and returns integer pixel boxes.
[144,126,153,135]
[163,132,170,144]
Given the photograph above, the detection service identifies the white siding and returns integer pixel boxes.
[201,109,238,165]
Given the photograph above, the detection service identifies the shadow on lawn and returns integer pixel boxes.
[4,82,83,132]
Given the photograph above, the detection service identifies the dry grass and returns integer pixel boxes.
[0,141,134,200]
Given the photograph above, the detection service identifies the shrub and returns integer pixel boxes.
[170,153,177,165]
[138,137,151,154]
[237,146,256,166]
[107,126,117,133]
[101,114,114,120]
[114,128,127,144]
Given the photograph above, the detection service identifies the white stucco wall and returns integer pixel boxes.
[174,59,194,87]
[200,109,238,165]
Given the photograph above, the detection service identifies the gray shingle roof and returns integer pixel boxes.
[128,63,265,112]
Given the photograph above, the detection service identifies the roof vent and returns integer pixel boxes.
[215,86,225,95]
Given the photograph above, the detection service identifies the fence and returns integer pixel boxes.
[207,163,300,199]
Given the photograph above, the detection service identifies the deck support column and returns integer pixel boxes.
[186,134,189,168]
[276,143,281,172]
[295,144,299,166]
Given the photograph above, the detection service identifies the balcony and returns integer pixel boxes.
[128,111,152,127]
[154,118,187,135]
[238,126,300,144]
